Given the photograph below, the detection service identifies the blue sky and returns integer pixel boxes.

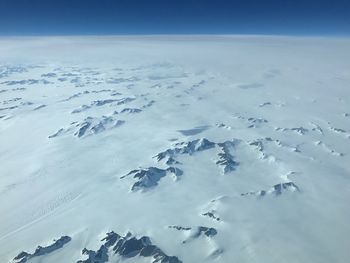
[0,0,349,36]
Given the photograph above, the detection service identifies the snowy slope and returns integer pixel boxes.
[0,36,350,263]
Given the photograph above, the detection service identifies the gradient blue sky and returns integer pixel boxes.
[0,0,349,36]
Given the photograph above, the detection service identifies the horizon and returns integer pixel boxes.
[0,33,350,39]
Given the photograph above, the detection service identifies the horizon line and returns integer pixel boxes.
[0,33,349,39]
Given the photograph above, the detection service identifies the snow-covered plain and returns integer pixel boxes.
[0,36,350,263]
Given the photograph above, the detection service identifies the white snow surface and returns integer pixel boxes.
[0,35,350,263]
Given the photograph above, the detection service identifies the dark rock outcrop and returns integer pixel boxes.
[216,140,239,174]
[2,79,51,86]
[154,138,215,165]
[241,182,300,197]
[202,212,221,221]
[272,182,300,195]
[121,167,183,191]
[13,236,71,263]
[119,108,142,114]
[247,117,268,128]
[194,227,217,238]
[77,231,182,263]
[49,116,125,139]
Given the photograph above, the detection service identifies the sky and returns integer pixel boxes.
[0,0,349,36]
